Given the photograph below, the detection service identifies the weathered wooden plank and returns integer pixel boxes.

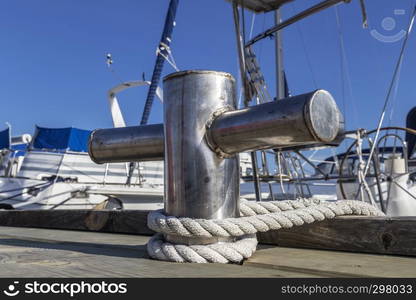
[257,216,416,257]
[0,210,153,235]
[0,210,415,257]
[0,227,314,278]
[1,226,415,278]
[247,246,416,278]
[0,226,415,278]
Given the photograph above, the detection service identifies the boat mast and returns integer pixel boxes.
[274,9,285,101]
[140,0,179,125]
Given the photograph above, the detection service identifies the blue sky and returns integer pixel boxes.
[1,0,416,140]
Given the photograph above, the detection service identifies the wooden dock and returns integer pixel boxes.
[0,210,415,277]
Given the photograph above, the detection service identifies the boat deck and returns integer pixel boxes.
[0,226,414,278]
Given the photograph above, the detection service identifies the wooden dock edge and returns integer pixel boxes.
[258,216,416,257]
[0,210,414,257]
[0,209,154,235]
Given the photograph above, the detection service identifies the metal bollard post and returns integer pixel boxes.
[163,70,240,245]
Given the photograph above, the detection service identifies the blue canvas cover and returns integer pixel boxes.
[11,144,27,157]
[0,127,10,149]
[406,107,416,158]
[32,126,91,152]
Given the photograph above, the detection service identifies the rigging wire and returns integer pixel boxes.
[381,61,404,157]
[256,14,267,65]
[363,5,416,178]
[238,12,256,108]
[385,0,416,128]
[334,5,352,170]
[381,0,415,158]
[334,6,359,132]
[156,42,180,72]
[249,12,256,39]
[0,181,54,203]
[106,53,126,85]
[335,7,346,130]
[387,62,403,127]
[0,181,50,195]
[290,3,318,89]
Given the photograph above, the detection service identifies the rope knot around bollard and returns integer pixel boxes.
[146,198,384,264]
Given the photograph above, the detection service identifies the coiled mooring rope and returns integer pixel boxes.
[147,199,384,264]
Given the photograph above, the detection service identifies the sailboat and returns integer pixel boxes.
[0,0,182,210]
[0,0,258,211]
[0,124,164,210]
[1,0,416,217]
[228,0,416,216]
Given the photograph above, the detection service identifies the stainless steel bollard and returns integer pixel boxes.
[163,70,240,245]
[87,69,345,246]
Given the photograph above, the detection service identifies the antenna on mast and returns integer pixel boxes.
[106,53,113,67]
[359,0,368,28]
[105,53,125,84]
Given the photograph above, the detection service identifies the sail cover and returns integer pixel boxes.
[10,144,27,156]
[0,127,10,149]
[32,126,91,152]
[406,107,416,158]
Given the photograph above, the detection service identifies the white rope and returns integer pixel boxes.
[147,198,384,264]
[147,234,258,264]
